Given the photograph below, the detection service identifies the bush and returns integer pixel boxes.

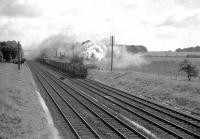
[178,59,198,81]
[0,41,19,62]
[0,50,3,62]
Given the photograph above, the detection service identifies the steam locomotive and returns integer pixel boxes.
[38,58,88,78]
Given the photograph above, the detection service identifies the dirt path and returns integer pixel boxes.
[0,63,60,139]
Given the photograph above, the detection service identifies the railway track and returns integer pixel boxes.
[28,61,151,139]
[29,63,100,139]
[32,61,200,139]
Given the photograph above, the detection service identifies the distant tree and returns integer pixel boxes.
[175,48,182,52]
[0,50,3,62]
[176,46,200,52]
[1,46,11,61]
[0,41,18,62]
[178,59,198,81]
[126,45,148,53]
[7,41,18,59]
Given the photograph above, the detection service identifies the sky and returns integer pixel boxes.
[0,0,200,51]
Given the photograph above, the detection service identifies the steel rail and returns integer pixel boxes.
[28,62,102,139]
[33,61,150,139]
[35,61,200,138]
[75,79,200,137]
[31,63,128,139]
[40,61,200,127]
[87,78,200,124]
[86,78,200,127]
[38,62,200,138]
[28,63,82,139]
[43,66,190,139]
[71,78,200,139]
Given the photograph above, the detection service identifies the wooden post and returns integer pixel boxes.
[72,44,75,55]
[55,48,57,58]
[20,47,22,65]
[111,36,114,71]
[17,41,20,70]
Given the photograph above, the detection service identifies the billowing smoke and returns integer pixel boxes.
[97,45,149,69]
[81,40,107,61]
[26,34,78,60]
[112,46,149,68]
[26,33,149,68]
[26,34,106,62]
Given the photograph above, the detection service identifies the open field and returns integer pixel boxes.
[129,56,200,79]
[145,51,200,57]
[88,52,200,118]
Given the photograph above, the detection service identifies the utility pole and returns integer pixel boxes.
[72,44,75,55]
[20,47,22,65]
[17,41,21,70]
[111,36,114,71]
[55,48,57,58]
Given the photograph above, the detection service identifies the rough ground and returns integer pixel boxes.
[88,69,200,118]
[0,63,57,139]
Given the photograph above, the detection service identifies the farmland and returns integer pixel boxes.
[119,52,200,80]
[130,57,200,79]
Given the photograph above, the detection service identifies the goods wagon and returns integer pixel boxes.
[38,58,88,78]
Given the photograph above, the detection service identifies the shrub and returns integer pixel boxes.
[178,59,198,81]
[0,41,19,62]
[1,46,11,61]
[0,50,3,62]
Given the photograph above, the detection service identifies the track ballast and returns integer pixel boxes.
[28,61,200,139]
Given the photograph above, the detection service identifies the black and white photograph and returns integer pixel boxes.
[1,0,200,138]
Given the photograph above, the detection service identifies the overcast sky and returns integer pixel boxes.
[0,0,200,51]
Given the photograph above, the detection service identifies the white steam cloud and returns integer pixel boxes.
[102,45,149,69]
[81,40,107,61]
[113,46,149,68]
[26,34,106,62]
[26,33,149,69]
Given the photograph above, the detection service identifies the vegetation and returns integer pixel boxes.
[178,59,198,81]
[126,45,148,53]
[176,46,200,52]
[0,41,20,62]
[0,51,3,62]
[186,54,200,58]
[116,45,148,53]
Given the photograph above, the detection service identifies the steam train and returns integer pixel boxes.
[38,58,88,78]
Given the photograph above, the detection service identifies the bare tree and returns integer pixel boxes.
[178,59,198,81]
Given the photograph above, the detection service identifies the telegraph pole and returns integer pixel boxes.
[111,36,114,71]
[55,48,58,58]
[17,41,21,70]
[72,44,75,55]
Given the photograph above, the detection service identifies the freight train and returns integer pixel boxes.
[38,58,88,78]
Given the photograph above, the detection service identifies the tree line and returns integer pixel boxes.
[0,40,21,62]
[176,46,200,52]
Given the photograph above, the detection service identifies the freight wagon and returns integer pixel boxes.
[38,58,88,78]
